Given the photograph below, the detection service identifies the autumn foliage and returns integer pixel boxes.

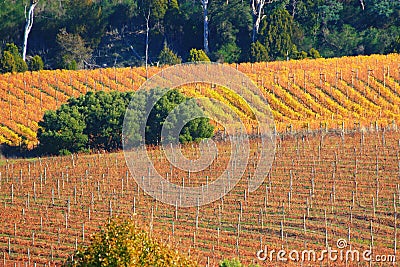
[0,54,399,148]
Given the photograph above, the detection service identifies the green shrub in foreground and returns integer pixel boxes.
[64,217,198,267]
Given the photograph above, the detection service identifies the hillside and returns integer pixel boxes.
[0,130,399,266]
[0,54,399,148]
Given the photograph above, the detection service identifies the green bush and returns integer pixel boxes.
[5,43,27,72]
[38,105,88,155]
[0,51,16,73]
[29,55,44,71]
[124,88,214,146]
[309,48,321,59]
[215,43,241,63]
[38,91,132,155]
[38,89,214,155]
[0,43,27,73]
[158,44,182,66]
[292,49,308,60]
[64,217,198,267]
[219,258,260,267]
[187,48,210,62]
[62,57,78,70]
[220,258,243,267]
[250,41,268,63]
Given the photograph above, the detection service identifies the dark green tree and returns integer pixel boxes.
[391,35,400,53]
[38,89,213,154]
[158,44,182,65]
[215,43,241,63]
[0,51,16,73]
[38,105,88,155]
[71,91,133,151]
[163,0,183,49]
[308,48,321,59]
[259,8,296,60]
[103,0,138,31]
[6,43,28,72]
[0,2,25,43]
[28,55,44,71]
[250,41,268,62]
[324,24,363,57]
[63,0,106,48]
[209,0,252,62]
[0,43,28,73]
[124,88,214,146]
[38,91,133,155]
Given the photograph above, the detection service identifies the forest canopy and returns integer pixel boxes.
[0,0,399,71]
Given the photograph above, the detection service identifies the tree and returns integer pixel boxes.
[63,217,198,267]
[38,105,88,155]
[63,0,106,49]
[209,0,252,62]
[0,43,28,73]
[391,35,400,53]
[56,28,92,69]
[250,41,268,62]
[250,0,278,42]
[215,43,241,63]
[22,0,38,61]
[105,1,138,31]
[28,55,44,71]
[368,0,400,18]
[0,51,16,73]
[38,91,133,155]
[187,48,210,62]
[163,0,183,50]
[308,48,321,58]
[38,89,213,154]
[124,88,214,146]
[259,8,296,60]
[158,44,182,65]
[200,0,210,53]
[324,24,363,57]
[0,1,26,43]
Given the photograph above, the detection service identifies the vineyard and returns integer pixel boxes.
[0,54,399,147]
[0,54,400,266]
[0,130,399,266]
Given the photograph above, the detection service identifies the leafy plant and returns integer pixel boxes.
[215,43,241,63]
[187,48,210,62]
[64,217,198,267]
[124,88,214,146]
[29,55,44,71]
[250,41,268,63]
[0,43,27,73]
[158,44,182,66]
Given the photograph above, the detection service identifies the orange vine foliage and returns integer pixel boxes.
[0,54,399,147]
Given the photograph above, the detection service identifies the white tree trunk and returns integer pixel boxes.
[201,0,209,54]
[291,0,297,17]
[359,0,365,10]
[145,9,150,79]
[251,0,276,43]
[23,1,38,62]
